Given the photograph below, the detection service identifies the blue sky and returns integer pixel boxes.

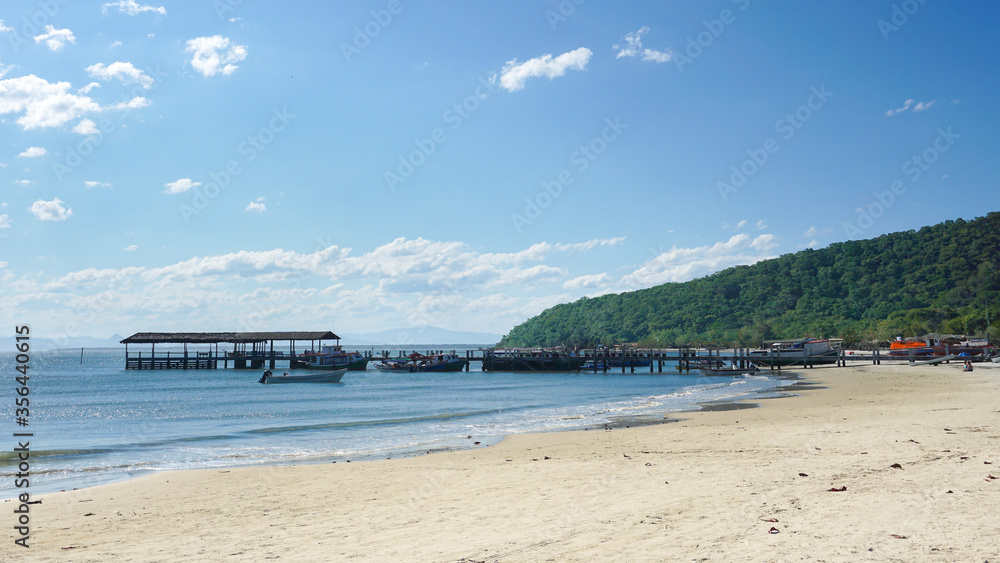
[1,0,997,341]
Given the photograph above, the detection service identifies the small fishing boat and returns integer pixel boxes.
[370,358,415,372]
[258,369,346,384]
[411,352,467,372]
[890,335,989,359]
[369,352,468,372]
[295,343,369,370]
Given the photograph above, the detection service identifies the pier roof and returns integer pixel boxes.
[121,331,340,344]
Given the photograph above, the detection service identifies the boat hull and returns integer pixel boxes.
[260,369,346,384]
[747,349,839,367]
[416,360,467,372]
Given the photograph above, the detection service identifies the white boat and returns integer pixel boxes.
[748,339,839,366]
[259,369,346,384]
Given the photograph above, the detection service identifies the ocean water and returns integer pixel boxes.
[0,348,794,497]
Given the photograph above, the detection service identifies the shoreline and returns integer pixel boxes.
[2,369,795,500]
[7,363,999,561]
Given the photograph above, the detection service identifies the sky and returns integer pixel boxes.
[1,1,998,343]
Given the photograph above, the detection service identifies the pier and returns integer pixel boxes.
[122,332,958,372]
[121,331,356,370]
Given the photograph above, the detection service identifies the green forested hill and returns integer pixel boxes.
[499,213,1000,348]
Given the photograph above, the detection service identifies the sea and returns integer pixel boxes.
[0,347,798,498]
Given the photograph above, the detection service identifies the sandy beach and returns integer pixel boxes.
[7,363,1000,562]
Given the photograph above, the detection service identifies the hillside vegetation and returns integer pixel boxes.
[499,213,1000,348]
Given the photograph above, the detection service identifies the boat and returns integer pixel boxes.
[748,339,840,367]
[370,357,414,372]
[258,369,346,384]
[482,347,587,372]
[370,352,468,372]
[295,343,370,370]
[889,334,989,359]
[410,352,468,372]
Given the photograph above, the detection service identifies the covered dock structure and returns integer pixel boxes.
[121,331,341,370]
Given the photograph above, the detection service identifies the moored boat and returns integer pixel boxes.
[296,343,370,370]
[369,352,468,372]
[889,335,989,359]
[370,358,414,372]
[483,347,586,372]
[748,339,839,367]
[258,369,346,384]
[410,352,468,372]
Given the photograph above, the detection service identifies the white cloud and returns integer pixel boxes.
[755,219,768,230]
[498,47,592,92]
[0,20,14,33]
[185,36,248,77]
[109,96,150,110]
[804,226,817,237]
[16,179,33,186]
[4,236,646,335]
[0,214,11,228]
[614,27,673,63]
[73,118,100,135]
[102,0,166,15]
[164,178,200,194]
[77,82,101,94]
[33,25,75,52]
[614,27,647,58]
[84,180,112,188]
[86,62,154,89]
[0,74,101,130]
[620,233,779,289]
[30,198,73,221]
[246,197,266,214]
[17,146,47,158]
[124,244,138,251]
[111,41,122,48]
[886,98,935,117]
[563,273,612,290]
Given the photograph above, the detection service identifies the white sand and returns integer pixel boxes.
[6,363,1000,562]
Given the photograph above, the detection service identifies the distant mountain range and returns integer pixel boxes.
[2,334,128,351]
[3,327,501,351]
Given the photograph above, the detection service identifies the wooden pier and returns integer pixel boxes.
[122,331,952,372]
[121,331,347,370]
